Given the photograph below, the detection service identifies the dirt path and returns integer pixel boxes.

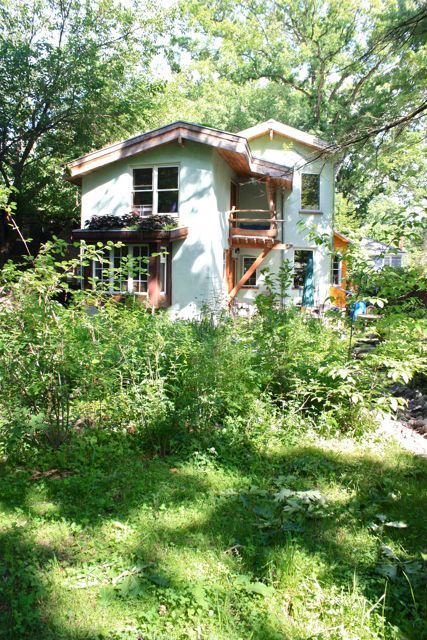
[379,415,427,457]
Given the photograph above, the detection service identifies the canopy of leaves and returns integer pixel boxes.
[0,0,165,256]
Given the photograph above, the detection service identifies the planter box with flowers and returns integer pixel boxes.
[72,212,188,242]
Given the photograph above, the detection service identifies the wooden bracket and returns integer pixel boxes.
[228,246,273,304]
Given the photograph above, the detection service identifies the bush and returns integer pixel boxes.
[0,241,424,461]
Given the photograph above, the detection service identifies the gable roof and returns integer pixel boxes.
[239,119,334,152]
[66,120,293,188]
[334,231,351,244]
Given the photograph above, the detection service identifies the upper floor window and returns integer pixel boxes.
[301,173,320,211]
[133,166,179,216]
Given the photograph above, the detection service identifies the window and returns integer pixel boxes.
[332,255,341,285]
[301,173,320,211]
[384,254,402,268]
[242,256,258,287]
[375,254,402,269]
[92,245,150,294]
[133,166,179,215]
[293,250,313,288]
[131,245,149,293]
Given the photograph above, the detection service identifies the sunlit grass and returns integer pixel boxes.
[0,432,426,640]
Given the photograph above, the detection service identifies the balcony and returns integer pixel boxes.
[229,207,279,248]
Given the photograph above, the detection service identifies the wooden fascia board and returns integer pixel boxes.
[239,122,333,152]
[68,127,251,181]
[69,121,246,167]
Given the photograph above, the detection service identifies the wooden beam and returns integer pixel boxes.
[266,178,276,215]
[229,246,272,304]
[271,243,293,250]
[225,249,234,293]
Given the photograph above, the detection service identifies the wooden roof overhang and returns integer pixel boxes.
[71,227,188,243]
[66,121,293,189]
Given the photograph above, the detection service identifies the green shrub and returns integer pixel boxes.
[0,241,425,462]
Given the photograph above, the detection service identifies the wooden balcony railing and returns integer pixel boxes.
[228,207,283,246]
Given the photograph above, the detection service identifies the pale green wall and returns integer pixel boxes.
[81,141,234,316]
[80,131,335,313]
[245,134,335,305]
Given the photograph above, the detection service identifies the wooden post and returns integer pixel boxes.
[148,242,161,309]
[225,249,234,293]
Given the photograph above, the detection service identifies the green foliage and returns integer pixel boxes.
[85,213,179,231]
[0,241,426,638]
[0,433,425,639]
[2,240,425,461]
[0,0,165,253]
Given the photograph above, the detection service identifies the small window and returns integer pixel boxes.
[332,255,341,285]
[384,254,402,268]
[157,167,179,213]
[293,250,313,288]
[301,174,320,210]
[133,166,179,215]
[242,256,258,287]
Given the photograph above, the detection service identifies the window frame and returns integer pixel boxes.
[131,164,180,216]
[241,255,259,288]
[92,244,150,295]
[300,173,321,212]
[293,248,314,289]
[331,254,342,286]
[159,246,168,295]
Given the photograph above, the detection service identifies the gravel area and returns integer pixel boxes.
[379,415,427,457]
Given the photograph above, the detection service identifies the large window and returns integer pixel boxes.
[133,166,179,215]
[242,256,258,287]
[301,173,320,211]
[92,245,150,294]
[293,250,313,288]
[332,255,341,285]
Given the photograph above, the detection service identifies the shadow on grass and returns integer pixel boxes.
[0,527,111,640]
[0,437,426,639]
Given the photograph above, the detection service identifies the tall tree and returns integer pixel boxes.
[0,0,163,259]
[161,0,426,222]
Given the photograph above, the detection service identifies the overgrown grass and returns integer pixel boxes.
[1,428,426,640]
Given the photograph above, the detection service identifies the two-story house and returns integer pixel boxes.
[68,119,337,318]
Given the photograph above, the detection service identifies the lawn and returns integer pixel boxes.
[0,429,426,640]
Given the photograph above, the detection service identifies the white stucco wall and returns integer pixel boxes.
[81,141,233,318]
[247,134,334,306]
[80,131,335,315]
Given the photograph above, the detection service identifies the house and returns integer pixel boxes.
[330,231,350,308]
[68,119,338,318]
[360,237,405,270]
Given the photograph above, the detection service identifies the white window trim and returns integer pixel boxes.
[300,172,321,213]
[159,246,167,295]
[292,247,315,289]
[129,164,180,216]
[92,244,150,295]
[241,255,259,288]
[332,255,342,286]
